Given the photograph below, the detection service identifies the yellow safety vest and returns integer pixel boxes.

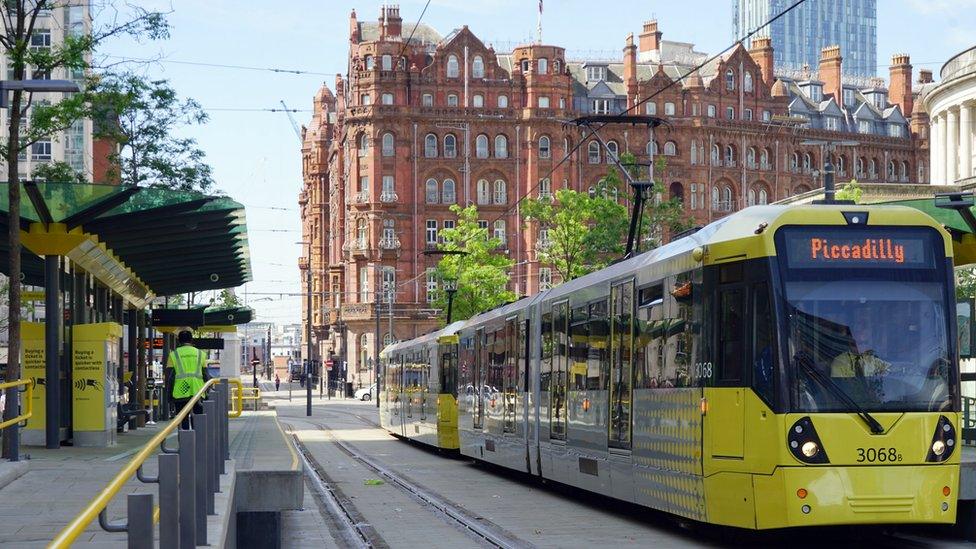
[170,345,205,399]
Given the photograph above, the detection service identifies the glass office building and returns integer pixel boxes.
[733,0,877,77]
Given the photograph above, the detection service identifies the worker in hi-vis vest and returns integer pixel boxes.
[166,330,211,428]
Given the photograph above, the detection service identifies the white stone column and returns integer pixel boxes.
[962,103,973,181]
[931,114,941,184]
[948,108,959,183]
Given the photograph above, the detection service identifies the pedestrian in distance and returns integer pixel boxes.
[300,373,305,388]
[165,330,211,429]
[275,373,281,391]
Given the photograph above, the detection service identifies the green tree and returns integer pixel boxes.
[31,160,86,183]
[956,267,976,300]
[433,204,516,323]
[522,154,691,284]
[835,179,863,203]
[213,289,241,308]
[1,1,169,459]
[93,73,213,191]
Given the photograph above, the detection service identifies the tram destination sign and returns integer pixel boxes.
[783,229,933,269]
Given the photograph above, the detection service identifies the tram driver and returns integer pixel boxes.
[830,305,892,379]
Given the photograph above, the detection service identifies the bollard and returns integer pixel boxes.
[202,400,218,510]
[193,413,208,545]
[221,384,230,460]
[127,493,154,549]
[158,452,180,549]
[177,429,196,549]
[215,384,227,473]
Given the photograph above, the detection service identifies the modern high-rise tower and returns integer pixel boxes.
[733,0,877,77]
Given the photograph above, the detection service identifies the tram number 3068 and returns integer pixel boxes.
[695,362,713,378]
[856,447,903,463]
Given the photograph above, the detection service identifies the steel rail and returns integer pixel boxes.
[49,377,241,548]
[0,378,33,431]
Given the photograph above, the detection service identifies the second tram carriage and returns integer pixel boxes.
[380,203,962,529]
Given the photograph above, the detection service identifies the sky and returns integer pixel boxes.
[98,0,976,325]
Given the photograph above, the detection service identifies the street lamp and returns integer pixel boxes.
[800,139,859,204]
[442,277,459,324]
[0,79,80,107]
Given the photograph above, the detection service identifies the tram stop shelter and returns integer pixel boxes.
[0,182,251,450]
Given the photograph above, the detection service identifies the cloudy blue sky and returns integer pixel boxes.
[99,0,976,324]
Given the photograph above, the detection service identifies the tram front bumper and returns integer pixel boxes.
[754,464,959,528]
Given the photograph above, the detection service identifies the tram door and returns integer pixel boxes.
[609,280,634,449]
[474,328,485,429]
[708,274,746,459]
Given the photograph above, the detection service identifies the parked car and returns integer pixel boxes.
[354,383,377,401]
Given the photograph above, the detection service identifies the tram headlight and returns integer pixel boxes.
[788,417,830,464]
[926,416,956,463]
[801,441,820,458]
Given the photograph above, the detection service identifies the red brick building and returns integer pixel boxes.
[300,6,928,388]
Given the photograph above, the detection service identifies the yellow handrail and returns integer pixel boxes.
[49,377,230,548]
[227,378,243,418]
[0,378,34,431]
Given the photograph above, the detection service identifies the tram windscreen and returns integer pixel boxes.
[778,226,954,413]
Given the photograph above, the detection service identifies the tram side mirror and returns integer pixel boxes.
[957,298,975,359]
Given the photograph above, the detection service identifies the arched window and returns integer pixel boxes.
[645,102,657,115]
[476,134,489,158]
[803,153,812,171]
[665,102,676,116]
[761,148,771,169]
[365,55,374,70]
[538,58,548,74]
[444,134,457,158]
[606,141,619,163]
[473,94,484,108]
[725,145,736,166]
[901,161,909,181]
[887,160,896,179]
[360,334,369,362]
[383,333,393,346]
[664,141,677,156]
[472,55,485,78]
[477,179,490,205]
[382,133,395,157]
[669,182,683,203]
[381,93,394,105]
[422,93,433,107]
[690,142,698,165]
[759,188,768,205]
[425,179,439,204]
[711,187,719,209]
[748,188,756,206]
[495,134,508,158]
[382,218,395,242]
[359,133,370,157]
[747,147,757,168]
[856,157,865,176]
[791,152,799,171]
[493,179,507,204]
[553,59,561,73]
[539,136,551,159]
[442,179,456,204]
[869,159,877,177]
[382,54,392,71]
[497,94,509,108]
[447,94,459,107]
[837,155,846,174]
[647,141,658,156]
[744,71,753,92]
[447,55,460,78]
[726,68,736,91]
[722,186,733,210]
[588,141,600,164]
[711,144,720,165]
[424,133,438,158]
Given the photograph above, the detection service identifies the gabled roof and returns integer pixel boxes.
[357,21,442,45]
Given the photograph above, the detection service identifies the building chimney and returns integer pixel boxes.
[918,69,933,84]
[749,37,775,86]
[888,53,913,117]
[349,8,359,43]
[379,4,402,39]
[624,33,638,104]
[818,45,843,105]
[638,20,662,53]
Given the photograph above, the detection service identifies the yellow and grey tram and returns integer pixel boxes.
[383,203,962,529]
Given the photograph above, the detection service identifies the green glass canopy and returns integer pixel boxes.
[0,182,252,297]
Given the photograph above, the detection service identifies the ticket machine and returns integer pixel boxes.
[72,323,122,447]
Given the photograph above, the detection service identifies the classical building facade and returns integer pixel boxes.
[300,6,928,388]
[921,45,976,185]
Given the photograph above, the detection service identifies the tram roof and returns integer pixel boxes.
[0,182,252,307]
[382,320,466,356]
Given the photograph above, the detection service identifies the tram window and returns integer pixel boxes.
[752,283,775,404]
[551,301,569,439]
[541,311,553,392]
[588,299,609,390]
[673,274,695,387]
[504,319,517,432]
[718,289,745,382]
[520,320,530,393]
[635,285,665,388]
[958,300,974,359]
[570,305,589,390]
[720,263,743,284]
[610,281,634,449]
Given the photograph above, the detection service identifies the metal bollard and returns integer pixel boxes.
[193,413,209,545]
[215,384,227,473]
[158,452,180,549]
[221,384,230,461]
[178,429,196,549]
[202,400,218,509]
[127,493,154,549]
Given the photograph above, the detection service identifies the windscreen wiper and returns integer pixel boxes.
[794,353,885,435]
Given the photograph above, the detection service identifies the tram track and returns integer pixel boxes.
[287,415,533,549]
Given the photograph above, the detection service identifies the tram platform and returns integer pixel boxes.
[0,408,301,547]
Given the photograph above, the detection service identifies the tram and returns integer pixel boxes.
[380,203,962,529]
